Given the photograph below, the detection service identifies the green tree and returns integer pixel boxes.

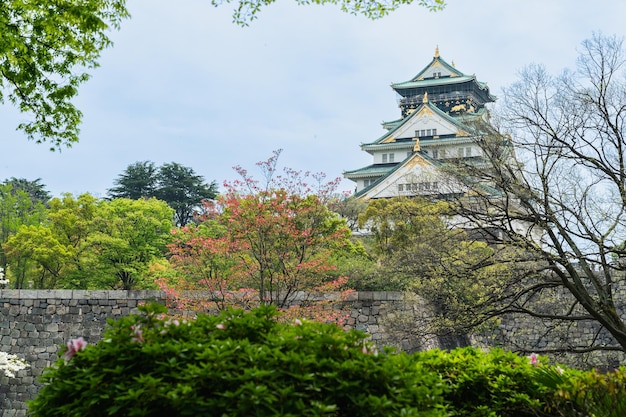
[160,153,356,320]
[2,177,51,205]
[107,161,158,200]
[156,162,218,226]
[0,0,129,149]
[4,194,173,289]
[108,161,217,226]
[3,193,98,288]
[358,197,514,345]
[87,198,174,289]
[3,224,72,288]
[0,182,47,278]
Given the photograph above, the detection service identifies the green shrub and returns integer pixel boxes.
[416,347,626,417]
[28,304,448,417]
[27,304,626,417]
[415,347,549,416]
[537,364,626,417]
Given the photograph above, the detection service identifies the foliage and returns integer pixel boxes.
[358,197,513,339]
[107,161,158,200]
[28,304,448,417]
[108,161,217,226]
[3,194,173,289]
[0,0,129,149]
[156,162,218,226]
[0,181,48,277]
[217,0,445,26]
[158,152,356,322]
[327,192,368,231]
[28,305,626,416]
[85,198,174,289]
[1,177,51,205]
[417,348,548,417]
[444,33,626,353]
[538,365,626,417]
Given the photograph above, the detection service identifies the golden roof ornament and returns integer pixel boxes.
[422,92,429,103]
[434,45,439,58]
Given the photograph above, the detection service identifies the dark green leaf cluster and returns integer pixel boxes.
[28,304,447,416]
[108,161,218,226]
[417,348,626,417]
[28,305,626,417]
[0,0,129,149]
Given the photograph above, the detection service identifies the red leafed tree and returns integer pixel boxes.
[160,150,355,321]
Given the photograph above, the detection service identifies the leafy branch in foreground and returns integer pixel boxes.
[217,0,445,26]
[0,0,129,150]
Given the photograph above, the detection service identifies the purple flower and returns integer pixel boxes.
[528,353,539,366]
[64,337,87,360]
[216,323,226,330]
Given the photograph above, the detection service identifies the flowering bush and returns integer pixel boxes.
[28,304,447,417]
[0,351,28,378]
[27,304,626,417]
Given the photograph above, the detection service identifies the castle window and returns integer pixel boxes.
[466,147,472,157]
[432,149,439,159]
[382,154,387,163]
[426,129,432,136]
[398,184,404,192]
[389,153,395,163]
[433,128,437,136]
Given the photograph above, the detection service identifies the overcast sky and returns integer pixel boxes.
[1,0,625,198]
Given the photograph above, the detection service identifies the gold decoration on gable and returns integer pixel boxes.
[420,106,434,116]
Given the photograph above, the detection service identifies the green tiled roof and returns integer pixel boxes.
[344,163,398,178]
[364,100,473,146]
[392,75,476,90]
[411,55,465,80]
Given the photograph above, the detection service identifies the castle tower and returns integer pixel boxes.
[344,48,495,200]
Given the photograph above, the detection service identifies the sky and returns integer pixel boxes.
[1,0,626,198]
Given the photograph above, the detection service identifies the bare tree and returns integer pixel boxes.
[445,33,626,354]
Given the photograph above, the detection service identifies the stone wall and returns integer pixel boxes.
[0,290,162,415]
[1,289,624,415]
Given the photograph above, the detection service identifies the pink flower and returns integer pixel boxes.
[216,323,226,330]
[528,353,539,366]
[131,325,144,343]
[64,337,87,360]
[294,318,302,326]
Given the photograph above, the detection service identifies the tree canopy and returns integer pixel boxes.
[0,0,129,149]
[3,194,173,289]
[108,161,218,226]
